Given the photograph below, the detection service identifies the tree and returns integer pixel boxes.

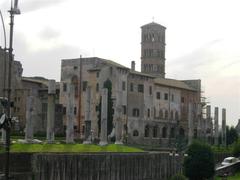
[226,126,238,146]
[184,141,215,180]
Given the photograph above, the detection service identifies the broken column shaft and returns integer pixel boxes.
[66,83,75,143]
[99,88,108,146]
[46,80,56,143]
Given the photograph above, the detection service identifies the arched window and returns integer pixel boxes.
[147,108,150,118]
[162,127,167,138]
[170,127,175,138]
[159,109,163,119]
[153,126,158,138]
[144,125,150,137]
[175,111,179,121]
[194,129,198,138]
[179,128,185,137]
[133,130,139,137]
[170,111,173,120]
[165,110,168,119]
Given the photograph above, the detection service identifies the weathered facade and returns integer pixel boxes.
[0,47,23,102]
[59,22,211,148]
[12,77,63,135]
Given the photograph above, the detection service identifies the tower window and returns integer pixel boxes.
[133,108,140,117]
[156,92,161,99]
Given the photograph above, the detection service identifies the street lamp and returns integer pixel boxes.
[5,0,21,179]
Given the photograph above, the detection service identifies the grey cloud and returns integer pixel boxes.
[167,39,224,79]
[13,32,86,81]
[1,0,66,13]
[39,27,61,40]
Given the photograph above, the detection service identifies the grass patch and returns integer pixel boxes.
[215,172,240,180]
[0,143,144,153]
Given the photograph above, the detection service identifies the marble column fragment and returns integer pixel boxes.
[46,80,56,143]
[83,86,92,144]
[99,88,108,146]
[222,108,226,147]
[25,96,34,142]
[66,83,75,143]
[115,117,123,144]
[188,103,193,145]
[214,107,219,146]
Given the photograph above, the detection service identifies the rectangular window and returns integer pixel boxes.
[74,107,77,115]
[138,84,144,93]
[122,81,126,91]
[82,81,88,91]
[73,66,78,70]
[96,72,100,78]
[149,86,152,95]
[63,107,66,115]
[147,109,150,118]
[156,92,161,99]
[164,93,168,100]
[130,83,134,92]
[171,94,174,101]
[96,83,99,92]
[63,83,67,92]
[122,105,126,115]
[181,97,185,103]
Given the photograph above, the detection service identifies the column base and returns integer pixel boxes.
[115,141,123,145]
[99,141,108,146]
[83,140,92,144]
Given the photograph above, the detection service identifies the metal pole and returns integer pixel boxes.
[5,4,15,179]
[0,10,7,101]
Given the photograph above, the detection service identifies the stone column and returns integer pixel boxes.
[99,88,108,146]
[188,103,193,145]
[214,107,219,146]
[25,96,34,142]
[46,80,56,143]
[222,108,226,147]
[1,129,6,144]
[83,86,92,144]
[115,113,123,144]
[66,83,75,143]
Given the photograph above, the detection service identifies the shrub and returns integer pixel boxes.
[232,140,240,157]
[184,141,215,180]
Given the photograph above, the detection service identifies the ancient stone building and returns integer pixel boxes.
[60,57,204,148]
[59,22,212,148]
[13,77,63,135]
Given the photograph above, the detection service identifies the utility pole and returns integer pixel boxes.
[5,1,21,179]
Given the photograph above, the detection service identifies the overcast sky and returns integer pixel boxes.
[0,0,239,126]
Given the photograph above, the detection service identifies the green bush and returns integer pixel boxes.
[170,173,187,180]
[184,141,215,180]
[232,140,240,157]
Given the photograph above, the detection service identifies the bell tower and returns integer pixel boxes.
[141,22,166,78]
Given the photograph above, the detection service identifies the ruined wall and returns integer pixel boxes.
[0,152,183,180]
